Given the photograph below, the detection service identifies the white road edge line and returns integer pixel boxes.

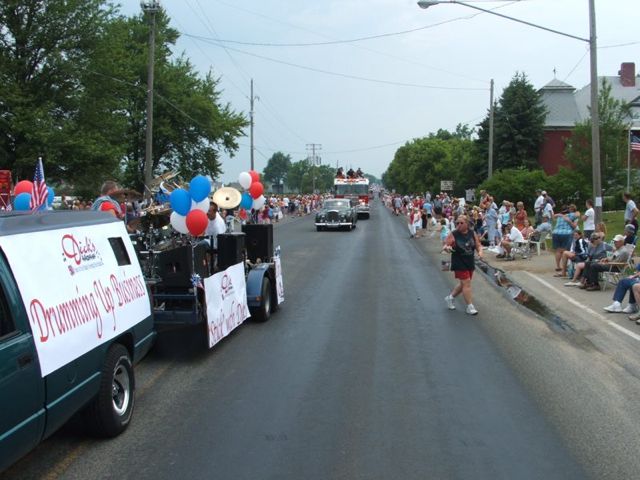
[522,271,640,343]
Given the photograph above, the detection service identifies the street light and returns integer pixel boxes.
[418,0,602,223]
[141,0,160,198]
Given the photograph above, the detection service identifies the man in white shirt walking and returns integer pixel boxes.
[534,188,544,226]
[582,199,595,238]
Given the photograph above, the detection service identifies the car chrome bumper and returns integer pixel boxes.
[315,222,353,227]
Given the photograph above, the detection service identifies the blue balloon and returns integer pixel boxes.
[170,188,192,216]
[189,175,211,202]
[14,192,32,211]
[240,192,253,210]
[47,186,55,206]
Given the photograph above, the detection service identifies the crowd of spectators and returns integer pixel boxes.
[384,188,640,308]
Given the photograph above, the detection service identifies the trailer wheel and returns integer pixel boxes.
[251,277,272,322]
[86,344,134,437]
[316,226,323,232]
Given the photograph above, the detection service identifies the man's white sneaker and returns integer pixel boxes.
[445,295,455,310]
[604,302,622,313]
[466,304,478,315]
[623,304,639,314]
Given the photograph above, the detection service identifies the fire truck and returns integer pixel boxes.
[333,177,370,219]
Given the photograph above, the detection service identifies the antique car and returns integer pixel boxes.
[315,198,358,231]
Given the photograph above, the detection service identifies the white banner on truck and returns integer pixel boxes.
[274,255,284,305]
[204,262,250,349]
[0,221,151,377]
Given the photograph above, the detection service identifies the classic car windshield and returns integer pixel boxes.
[323,200,349,209]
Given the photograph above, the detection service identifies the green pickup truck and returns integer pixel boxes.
[0,211,155,472]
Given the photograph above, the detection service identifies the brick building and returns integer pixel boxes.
[538,62,640,174]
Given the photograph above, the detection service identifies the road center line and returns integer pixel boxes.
[523,272,640,343]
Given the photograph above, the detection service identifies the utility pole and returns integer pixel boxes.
[141,0,160,198]
[588,0,602,224]
[306,143,322,193]
[249,79,259,171]
[488,78,494,179]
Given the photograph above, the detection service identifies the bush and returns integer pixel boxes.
[478,168,547,212]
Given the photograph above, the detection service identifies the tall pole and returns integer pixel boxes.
[488,78,495,179]
[589,0,602,223]
[142,1,159,198]
[250,79,255,171]
[628,127,632,192]
[306,143,322,193]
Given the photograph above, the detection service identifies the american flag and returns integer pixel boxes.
[632,134,640,152]
[30,157,48,210]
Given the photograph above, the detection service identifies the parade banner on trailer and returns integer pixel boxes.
[275,255,284,305]
[204,262,250,349]
[0,221,151,377]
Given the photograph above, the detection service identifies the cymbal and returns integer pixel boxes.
[111,189,143,202]
[212,187,242,210]
[150,171,178,187]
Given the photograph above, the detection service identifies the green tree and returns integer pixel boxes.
[564,78,632,194]
[286,160,310,193]
[262,151,291,187]
[476,72,547,171]
[111,12,246,189]
[0,0,112,183]
[382,128,478,195]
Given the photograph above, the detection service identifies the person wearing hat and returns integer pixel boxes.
[565,232,609,286]
[581,234,631,291]
[623,223,637,245]
[554,229,589,277]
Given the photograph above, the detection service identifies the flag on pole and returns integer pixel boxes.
[30,157,48,210]
[631,134,640,152]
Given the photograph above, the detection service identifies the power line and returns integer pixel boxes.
[182,15,487,48]
[208,0,501,84]
[187,37,488,91]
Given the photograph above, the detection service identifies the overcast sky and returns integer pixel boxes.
[121,0,638,184]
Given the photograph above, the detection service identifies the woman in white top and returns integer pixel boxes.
[582,199,595,238]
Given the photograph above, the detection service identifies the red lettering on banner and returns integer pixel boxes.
[93,279,115,335]
[61,234,98,266]
[28,290,102,343]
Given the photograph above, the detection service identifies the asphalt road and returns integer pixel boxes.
[7,201,640,479]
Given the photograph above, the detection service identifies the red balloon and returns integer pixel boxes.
[185,209,208,237]
[239,208,248,220]
[249,170,260,183]
[249,181,264,199]
[14,180,33,196]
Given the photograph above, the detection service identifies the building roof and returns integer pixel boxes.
[540,72,640,129]
[574,76,640,128]
[539,79,581,128]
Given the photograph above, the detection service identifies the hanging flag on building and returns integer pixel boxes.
[30,157,48,210]
[631,133,640,152]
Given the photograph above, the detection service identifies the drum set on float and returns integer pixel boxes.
[122,169,266,280]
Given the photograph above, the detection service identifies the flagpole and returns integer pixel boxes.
[628,128,632,192]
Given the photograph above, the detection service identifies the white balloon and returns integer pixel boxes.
[170,211,189,234]
[252,195,266,211]
[238,171,252,190]
[191,197,210,213]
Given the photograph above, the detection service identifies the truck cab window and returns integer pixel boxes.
[0,285,15,338]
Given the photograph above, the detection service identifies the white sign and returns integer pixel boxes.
[204,262,250,349]
[441,180,454,191]
[0,222,151,377]
[274,255,284,305]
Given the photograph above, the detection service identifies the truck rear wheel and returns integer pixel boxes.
[251,277,272,322]
[86,344,135,437]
